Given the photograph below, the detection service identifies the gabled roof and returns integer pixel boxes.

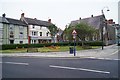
[24,17,52,27]
[70,15,103,29]
[6,18,27,26]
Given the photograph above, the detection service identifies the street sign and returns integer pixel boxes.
[72,29,77,56]
[72,30,77,35]
[72,30,77,39]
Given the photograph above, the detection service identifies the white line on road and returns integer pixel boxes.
[49,65,110,74]
[0,62,29,66]
[86,57,120,61]
[111,50,119,55]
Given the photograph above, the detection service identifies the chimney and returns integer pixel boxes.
[79,17,81,20]
[20,13,25,21]
[91,15,93,17]
[108,19,113,24]
[48,19,51,23]
[21,13,24,17]
[34,18,37,20]
[2,13,6,17]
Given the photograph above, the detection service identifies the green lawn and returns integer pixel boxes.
[1,46,100,53]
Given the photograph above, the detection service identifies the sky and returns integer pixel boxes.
[0,0,119,30]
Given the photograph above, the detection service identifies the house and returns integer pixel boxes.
[108,19,120,44]
[66,15,116,45]
[20,13,56,44]
[56,28,63,42]
[0,14,28,44]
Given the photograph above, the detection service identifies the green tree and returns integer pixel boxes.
[64,23,97,46]
[48,24,58,43]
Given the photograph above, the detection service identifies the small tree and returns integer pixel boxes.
[48,24,58,43]
[64,23,97,46]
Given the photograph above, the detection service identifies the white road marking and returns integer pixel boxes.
[111,50,119,55]
[49,65,110,74]
[0,62,29,66]
[85,57,120,60]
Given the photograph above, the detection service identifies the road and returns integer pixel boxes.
[1,56,119,78]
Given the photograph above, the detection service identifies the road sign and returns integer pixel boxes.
[72,29,77,56]
[72,30,77,35]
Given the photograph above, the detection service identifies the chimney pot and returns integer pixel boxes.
[21,13,24,17]
[48,19,51,23]
[2,13,6,17]
[91,15,93,17]
[79,17,81,20]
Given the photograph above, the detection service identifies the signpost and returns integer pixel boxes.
[72,30,77,56]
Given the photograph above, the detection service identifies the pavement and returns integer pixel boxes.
[0,44,119,59]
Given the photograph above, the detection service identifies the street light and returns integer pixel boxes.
[101,7,110,50]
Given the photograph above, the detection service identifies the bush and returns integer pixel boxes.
[83,41,103,46]
[1,41,102,50]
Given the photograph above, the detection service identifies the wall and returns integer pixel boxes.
[29,25,51,37]
[0,23,3,45]
[14,25,28,44]
[3,23,9,44]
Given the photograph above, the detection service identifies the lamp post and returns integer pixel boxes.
[101,7,110,50]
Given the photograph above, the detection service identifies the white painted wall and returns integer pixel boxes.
[29,25,51,37]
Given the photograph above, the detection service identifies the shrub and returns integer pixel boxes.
[1,41,102,50]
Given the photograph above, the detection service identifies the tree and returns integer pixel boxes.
[48,24,58,43]
[64,23,97,45]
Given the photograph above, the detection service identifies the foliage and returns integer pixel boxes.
[1,41,102,50]
[63,23,97,42]
[48,24,58,37]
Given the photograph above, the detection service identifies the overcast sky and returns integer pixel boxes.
[0,0,119,30]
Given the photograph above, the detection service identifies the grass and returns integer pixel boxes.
[1,46,101,53]
[0,48,27,53]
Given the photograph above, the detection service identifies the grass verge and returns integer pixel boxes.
[1,46,100,53]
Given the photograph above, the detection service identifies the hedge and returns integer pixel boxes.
[1,41,102,50]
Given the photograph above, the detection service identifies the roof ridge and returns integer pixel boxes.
[81,15,102,20]
[24,17,47,22]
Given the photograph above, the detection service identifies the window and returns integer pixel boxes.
[34,40,36,43]
[20,32,23,35]
[46,32,49,36]
[32,31,37,36]
[33,25,35,29]
[10,40,14,44]
[19,32,23,38]
[31,40,36,44]
[10,35,14,38]
[20,41,23,44]
[40,32,42,36]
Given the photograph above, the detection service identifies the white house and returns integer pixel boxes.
[20,13,54,44]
